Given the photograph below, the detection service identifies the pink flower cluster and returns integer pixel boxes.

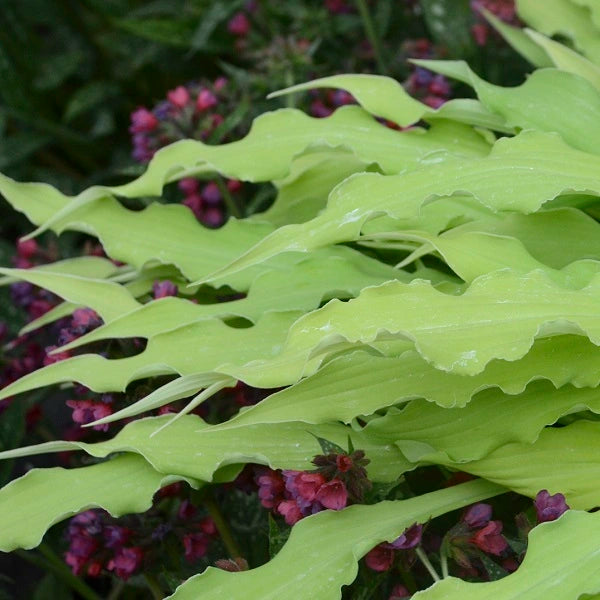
[65,510,141,580]
[256,467,348,525]
[65,499,219,580]
[129,76,229,163]
[177,177,243,228]
[471,0,520,46]
[403,39,451,109]
[309,89,355,119]
[129,77,246,228]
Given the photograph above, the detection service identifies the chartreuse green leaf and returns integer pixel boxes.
[270,75,514,133]
[365,380,600,463]
[392,229,600,287]
[524,29,600,92]
[268,74,427,126]
[570,0,600,31]
[165,480,504,600]
[412,61,600,155]
[204,131,600,281]
[115,106,490,195]
[481,8,553,67]
[0,453,196,552]
[0,415,411,484]
[216,335,600,428]
[516,0,600,64]
[252,149,371,226]
[453,208,600,269]
[13,267,600,397]
[0,268,139,322]
[413,510,600,599]
[0,106,490,241]
[0,256,118,285]
[231,270,600,385]
[20,301,79,334]
[452,420,600,509]
[0,311,302,398]
[57,247,403,353]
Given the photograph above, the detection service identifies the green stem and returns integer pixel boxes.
[284,69,296,108]
[216,175,243,219]
[398,567,418,594]
[354,0,387,74]
[17,545,102,600]
[204,491,244,559]
[144,574,164,600]
[106,579,125,600]
[415,547,441,582]
[441,551,449,578]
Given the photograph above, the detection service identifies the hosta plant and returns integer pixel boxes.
[2,1,600,597]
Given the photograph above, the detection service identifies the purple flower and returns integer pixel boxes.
[103,525,131,549]
[256,469,286,509]
[534,489,570,523]
[152,280,177,299]
[462,503,492,529]
[202,207,225,228]
[202,182,222,205]
[389,523,422,550]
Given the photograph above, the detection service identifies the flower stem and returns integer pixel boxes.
[441,551,449,578]
[216,175,243,219]
[354,0,387,74]
[415,547,441,582]
[204,490,244,560]
[144,574,164,600]
[16,544,101,600]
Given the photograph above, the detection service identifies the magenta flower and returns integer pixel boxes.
[167,85,191,108]
[178,177,200,195]
[277,499,303,525]
[196,88,218,112]
[72,308,101,330]
[315,479,348,510]
[153,280,177,299]
[107,546,144,580]
[228,12,250,36]
[534,490,570,523]
[462,503,492,529]
[365,544,395,572]
[284,471,327,508]
[183,532,211,562]
[389,584,411,599]
[470,520,507,555]
[66,399,112,431]
[129,107,159,133]
[16,238,38,260]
